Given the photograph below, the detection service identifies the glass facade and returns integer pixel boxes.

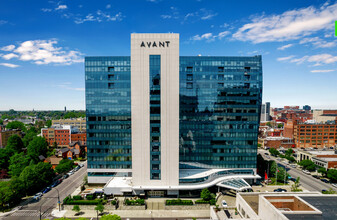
[85,57,132,170]
[85,55,262,177]
[179,56,262,169]
[149,55,161,180]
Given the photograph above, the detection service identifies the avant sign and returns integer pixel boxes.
[140,41,170,48]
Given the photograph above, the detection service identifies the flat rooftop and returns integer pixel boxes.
[285,196,337,220]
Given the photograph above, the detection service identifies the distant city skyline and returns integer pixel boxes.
[1,0,337,110]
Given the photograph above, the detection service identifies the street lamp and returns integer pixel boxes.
[54,188,61,211]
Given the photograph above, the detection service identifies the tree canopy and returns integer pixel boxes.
[55,159,74,174]
[27,137,48,162]
[299,160,316,171]
[100,214,122,220]
[269,148,280,156]
[327,169,337,182]
[8,152,30,177]
[6,135,24,155]
[6,121,26,132]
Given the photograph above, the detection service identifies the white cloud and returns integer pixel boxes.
[311,69,335,73]
[106,4,111,9]
[191,31,231,42]
[1,45,15,51]
[0,40,83,65]
[2,53,19,60]
[218,31,230,39]
[277,44,294,50]
[183,8,217,23]
[41,8,52,12]
[284,53,337,65]
[57,82,84,91]
[0,63,19,68]
[277,55,295,61]
[55,5,67,10]
[300,37,336,48]
[74,11,123,24]
[161,15,172,19]
[233,2,337,43]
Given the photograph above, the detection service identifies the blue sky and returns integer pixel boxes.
[0,0,337,110]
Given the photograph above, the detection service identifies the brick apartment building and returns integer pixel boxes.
[294,121,337,148]
[0,126,22,148]
[41,125,86,147]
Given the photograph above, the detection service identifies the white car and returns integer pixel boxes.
[221,200,228,208]
[302,170,311,175]
[331,183,337,188]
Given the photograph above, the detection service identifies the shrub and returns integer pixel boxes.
[111,200,117,205]
[64,198,105,205]
[86,194,94,200]
[73,195,82,200]
[209,198,216,205]
[124,198,145,206]
[166,199,193,206]
[195,199,209,204]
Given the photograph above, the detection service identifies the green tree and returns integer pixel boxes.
[6,135,24,155]
[72,205,81,215]
[55,159,74,174]
[318,167,327,177]
[95,202,104,215]
[6,121,26,132]
[0,148,10,170]
[46,120,52,128]
[19,165,39,194]
[100,214,122,220]
[8,152,30,177]
[299,160,316,171]
[23,127,38,147]
[27,137,48,162]
[278,123,284,128]
[0,177,25,209]
[291,177,302,192]
[269,148,280,156]
[34,162,55,187]
[200,188,214,201]
[327,169,337,182]
[285,149,293,156]
[0,119,3,125]
[266,122,272,127]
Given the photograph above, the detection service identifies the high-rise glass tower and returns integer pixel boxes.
[86,33,262,196]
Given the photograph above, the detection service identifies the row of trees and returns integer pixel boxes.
[0,121,57,210]
[53,214,121,220]
[0,110,85,121]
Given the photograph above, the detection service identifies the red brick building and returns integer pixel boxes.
[294,121,337,148]
[42,126,86,147]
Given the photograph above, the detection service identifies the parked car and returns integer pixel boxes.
[290,164,296,168]
[221,200,228,208]
[42,187,51,194]
[312,175,320,179]
[289,177,297,182]
[63,174,69,179]
[302,170,311,175]
[331,183,337,188]
[79,164,84,168]
[33,192,43,200]
[274,188,287,192]
[320,179,330,183]
[67,171,73,176]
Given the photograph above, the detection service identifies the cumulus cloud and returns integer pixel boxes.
[74,11,123,24]
[277,44,294,50]
[191,31,230,42]
[233,2,337,43]
[106,4,111,9]
[55,5,67,10]
[1,45,15,51]
[277,55,295,61]
[0,63,19,68]
[0,40,83,65]
[310,69,335,73]
[300,37,336,48]
[2,53,19,60]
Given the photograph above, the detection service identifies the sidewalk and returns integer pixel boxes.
[59,209,210,219]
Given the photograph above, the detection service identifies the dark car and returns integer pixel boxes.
[274,188,287,192]
[321,179,330,183]
[290,177,297,182]
[63,174,69,179]
[312,175,320,179]
[42,187,51,194]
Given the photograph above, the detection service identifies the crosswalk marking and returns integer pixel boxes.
[10,210,51,217]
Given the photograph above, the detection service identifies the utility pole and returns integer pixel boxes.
[55,188,61,211]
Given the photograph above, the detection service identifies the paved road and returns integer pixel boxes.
[3,161,87,220]
[258,149,337,192]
